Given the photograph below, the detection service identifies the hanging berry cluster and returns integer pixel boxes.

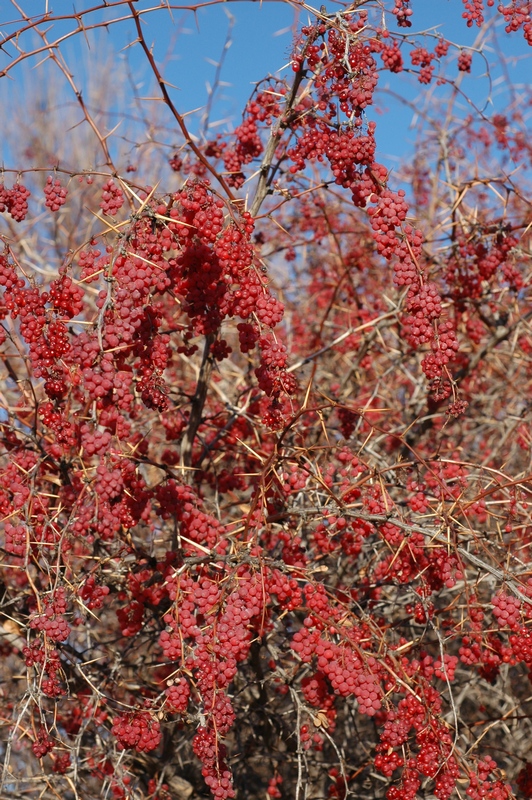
[285,12,461,401]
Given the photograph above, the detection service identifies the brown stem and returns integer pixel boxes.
[180,333,215,468]
[250,42,311,218]
[127,1,236,203]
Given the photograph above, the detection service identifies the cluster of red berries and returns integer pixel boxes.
[0,182,31,221]
[492,590,529,631]
[391,0,413,27]
[165,677,190,713]
[467,755,512,800]
[52,753,72,774]
[376,691,461,800]
[116,600,145,637]
[403,282,442,346]
[381,39,404,72]
[286,13,468,403]
[193,727,235,799]
[112,711,162,752]
[95,463,124,502]
[410,46,435,83]
[44,176,68,211]
[100,179,124,215]
[289,15,380,191]
[77,245,103,282]
[457,50,473,71]
[4,520,27,556]
[462,0,493,27]
[29,588,71,643]
[287,16,396,220]
[219,89,281,188]
[49,275,84,317]
[23,640,65,698]
[498,0,532,43]
[79,575,110,610]
[266,775,283,798]
[32,726,55,758]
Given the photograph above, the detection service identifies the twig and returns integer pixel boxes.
[286,310,398,373]
[249,39,311,218]
[126,1,236,202]
[180,333,215,468]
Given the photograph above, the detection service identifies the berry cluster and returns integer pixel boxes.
[462,0,493,27]
[79,575,110,610]
[4,520,27,556]
[457,50,473,71]
[292,628,383,716]
[23,640,65,698]
[193,727,235,799]
[44,176,68,211]
[492,590,522,630]
[32,727,55,758]
[498,1,532,43]
[410,46,435,83]
[29,588,71,643]
[381,40,404,72]
[517,762,532,798]
[100,179,124,215]
[403,282,442,346]
[392,0,413,27]
[0,182,31,221]
[165,677,190,713]
[218,89,281,187]
[112,712,162,752]
[285,15,469,402]
[2,4,532,800]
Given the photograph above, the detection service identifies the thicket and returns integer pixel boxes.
[1,1,532,799]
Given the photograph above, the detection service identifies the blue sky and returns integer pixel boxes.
[0,1,530,173]
[113,0,531,160]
